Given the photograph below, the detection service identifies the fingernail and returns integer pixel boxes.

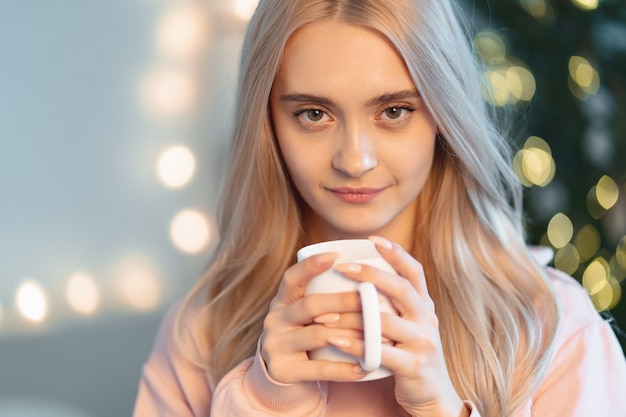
[316,252,339,266]
[334,263,362,274]
[328,337,351,348]
[314,313,340,324]
[369,236,393,251]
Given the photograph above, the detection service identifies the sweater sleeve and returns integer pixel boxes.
[133,304,214,417]
[529,268,626,416]
[134,304,328,417]
[530,319,626,416]
[210,343,328,416]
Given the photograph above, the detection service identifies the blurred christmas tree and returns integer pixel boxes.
[468,0,626,349]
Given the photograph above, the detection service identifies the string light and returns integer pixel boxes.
[474,31,506,66]
[157,145,196,188]
[507,66,536,102]
[170,209,212,254]
[610,254,626,283]
[16,280,48,323]
[156,3,210,62]
[586,186,607,219]
[66,272,100,316]
[115,260,162,312]
[233,0,260,21]
[140,67,197,118]
[617,236,626,270]
[519,0,556,23]
[568,56,600,99]
[554,243,580,275]
[547,212,574,249]
[595,175,619,210]
[574,224,601,262]
[582,257,622,311]
[571,0,600,11]
[513,136,555,187]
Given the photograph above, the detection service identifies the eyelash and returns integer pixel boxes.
[291,104,417,128]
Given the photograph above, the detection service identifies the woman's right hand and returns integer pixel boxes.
[260,252,368,384]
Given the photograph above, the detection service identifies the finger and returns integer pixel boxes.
[266,324,364,354]
[269,357,367,384]
[380,311,438,347]
[333,262,423,320]
[368,236,430,300]
[274,252,339,305]
[379,331,442,379]
[278,291,362,325]
[316,311,363,329]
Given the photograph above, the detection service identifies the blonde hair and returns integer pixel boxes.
[179,1,560,415]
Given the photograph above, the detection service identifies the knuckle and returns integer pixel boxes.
[339,291,358,308]
[308,323,329,340]
[300,295,320,316]
[282,268,299,287]
[261,332,280,353]
[412,260,425,274]
[262,309,280,331]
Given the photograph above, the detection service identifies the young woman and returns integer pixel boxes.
[134,1,626,416]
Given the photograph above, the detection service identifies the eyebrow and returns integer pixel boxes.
[279,89,421,107]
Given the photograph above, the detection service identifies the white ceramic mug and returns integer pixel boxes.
[297,239,395,381]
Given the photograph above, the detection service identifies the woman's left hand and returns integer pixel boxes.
[330,236,468,417]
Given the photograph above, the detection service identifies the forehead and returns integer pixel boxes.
[274,20,415,97]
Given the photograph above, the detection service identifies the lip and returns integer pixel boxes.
[326,186,387,204]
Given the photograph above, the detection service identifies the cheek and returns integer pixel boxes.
[389,137,437,185]
[277,138,315,189]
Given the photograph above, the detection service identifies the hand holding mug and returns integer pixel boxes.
[298,239,397,381]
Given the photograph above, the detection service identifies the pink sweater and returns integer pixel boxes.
[134,266,626,416]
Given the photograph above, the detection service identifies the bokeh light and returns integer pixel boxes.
[595,175,619,210]
[568,56,600,99]
[571,0,599,11]
[474,31,506,65]
[582,257,621,311]
[583,257,609,294]
[519,0,555,23]
[157,145,196,188]
[586,185,607,219]
[547,212,574,248]
[617,236,626,270]
[507,66,536,101]
[156,3,210,62]
[140,67,197,118]
[66,272,100,316]
[170,209,212,254]
[475,30,537,107]
[513,136,555,187]
[16,281,48,323]
[574,224,601,262]
[610,255,626,283]
[115,261,162,312]
[554,243,580,275]
[233,0,260,21]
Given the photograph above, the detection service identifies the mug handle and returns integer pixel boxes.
[357,282,382,372]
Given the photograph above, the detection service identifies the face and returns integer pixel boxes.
[270,21,437,245]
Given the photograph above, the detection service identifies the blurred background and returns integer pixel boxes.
[0,0,624,415]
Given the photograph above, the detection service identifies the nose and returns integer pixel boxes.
[331,123,377,177]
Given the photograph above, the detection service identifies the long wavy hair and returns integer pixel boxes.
[178,1,560,416]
